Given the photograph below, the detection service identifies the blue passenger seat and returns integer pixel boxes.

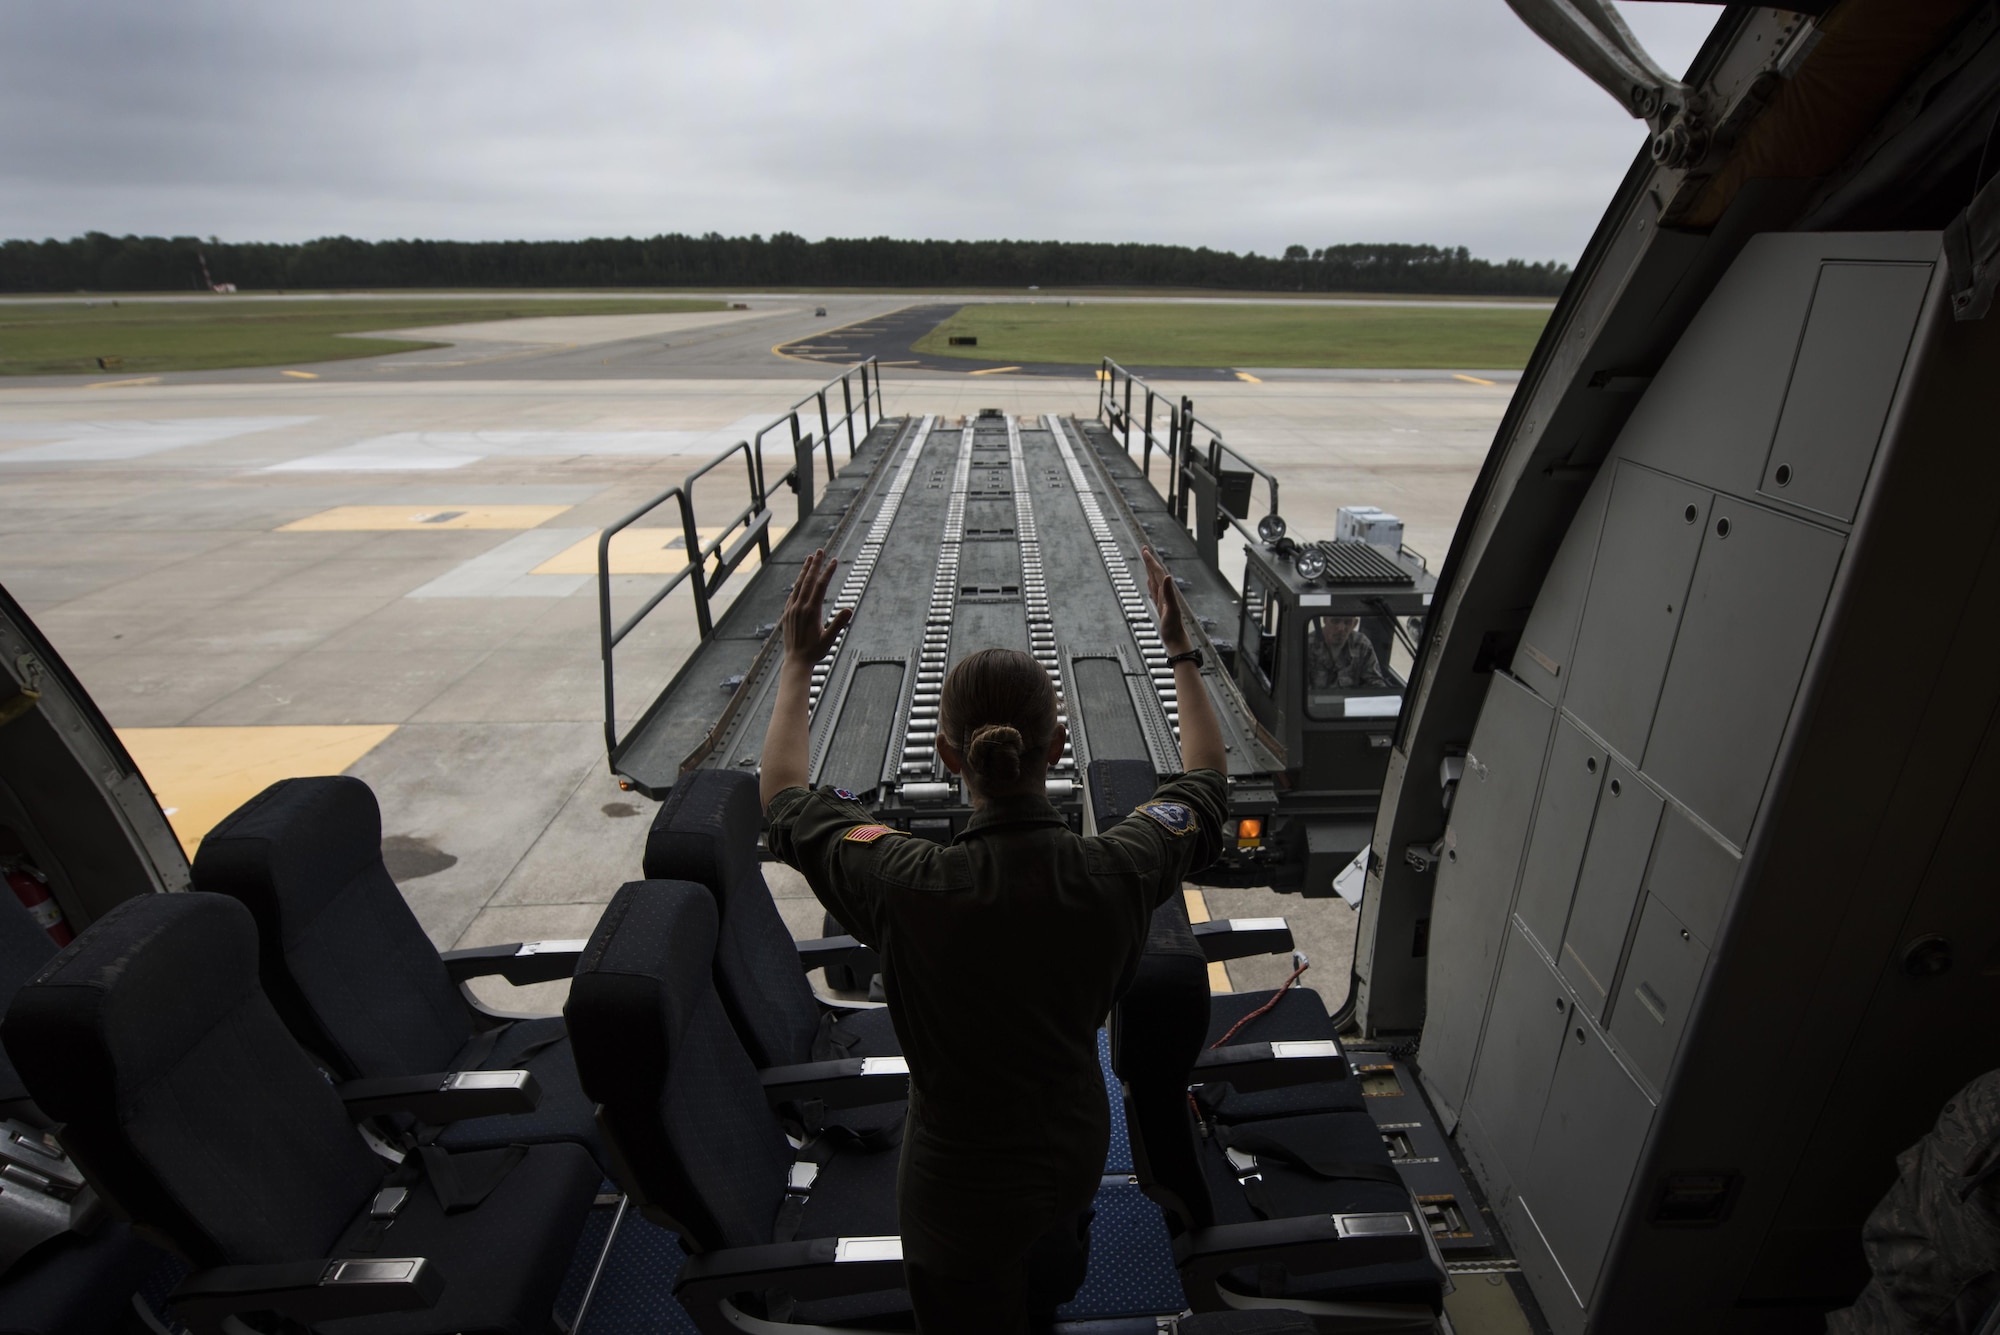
[2,893,600,1335]
[641,771,904,1138]
[1111,894,1446,1325]
[193,775,605,1168]
[566,878,1094,1334]
[0,894,171,1335]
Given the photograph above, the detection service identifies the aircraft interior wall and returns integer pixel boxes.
[1417,227,2000,1332]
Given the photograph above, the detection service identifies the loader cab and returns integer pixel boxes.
[1234,513,1434,796]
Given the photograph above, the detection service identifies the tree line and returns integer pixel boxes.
[0,231,1570,297]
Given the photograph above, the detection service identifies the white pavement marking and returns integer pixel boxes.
[265,415,775,472]
[0,417,315,463]
[405,529,596,598]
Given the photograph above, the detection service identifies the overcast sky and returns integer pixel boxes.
[0,2,1720,266]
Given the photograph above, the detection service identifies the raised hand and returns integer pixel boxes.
[783,548,852,667]
[1142,547,1190,655]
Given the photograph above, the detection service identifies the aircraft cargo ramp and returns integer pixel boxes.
[600,359,1433,890]
[607,407,1280,816]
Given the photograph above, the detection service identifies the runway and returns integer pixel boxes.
[0,299,1514,1013]
[1,291,1532,388]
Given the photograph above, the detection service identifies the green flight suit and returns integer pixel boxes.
[765,768,1226,1333]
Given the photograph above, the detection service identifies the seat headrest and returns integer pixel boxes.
[566,880,792,1250]
[191,776,382,947]
[642,769,761,898]
[3,894,261,1121]
[566,880,719,1104]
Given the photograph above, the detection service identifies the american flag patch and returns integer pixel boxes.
[842,824,904,844]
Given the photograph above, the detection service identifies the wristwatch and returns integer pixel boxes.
[1164,647,1204,669]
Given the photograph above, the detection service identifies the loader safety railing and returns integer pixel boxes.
[1097,358,1280,574]
[752,359,886,525]
[598,359,886,760]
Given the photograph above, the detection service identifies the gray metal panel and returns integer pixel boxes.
[1423,672,1556,1119]
[1562,463,1710,762]
[1513,465,1613,703]
[1618,232,1942,499]
[1641,804,1739,947]
[1760,262,1934,523]
[1464,923,1574,1188]
[951,600,1030,659]
[1519,1018,1656,1308]
[1559,764,1665,1022]
[817,660,906,795]
[957,535,1020,589]
[1608,893,1709,1094]
[1642,503,1845,846]
[1515,716,1608,960]
[1071,655,1147,763]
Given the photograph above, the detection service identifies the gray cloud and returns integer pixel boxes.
[0,2,1719,265]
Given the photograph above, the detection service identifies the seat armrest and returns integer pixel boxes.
[172,1257,445,1335]
[439,940,588,986]
[795,933,869,972]
[1192,1039,1347,1092]
[676,1236,904,1331]
[1174,1212,1429,1304]
[758,1056,909,1109]
[338,1070,542,1122]
[1191,918,1293,963]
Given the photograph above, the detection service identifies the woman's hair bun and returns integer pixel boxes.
[938,648,1058,792]
[964,723,1025,786]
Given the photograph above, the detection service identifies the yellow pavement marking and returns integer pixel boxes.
[281,370,319,380]
[1234,371,1263,384]
[1184,887,1233,993]
[1452,373,1498,386]
[536,522,795,575]
[967,365,1022,376]
[278,504,573,532]
[88,377,163,389]
[118,725,397,857]
[536,526,711,575]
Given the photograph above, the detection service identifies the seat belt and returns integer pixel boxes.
[771,1160,822,1244]
[1216,1126,1405,1220]
[340,1143,529,1253]
[456,1022,564,1075]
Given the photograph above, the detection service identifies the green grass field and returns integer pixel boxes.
[0,296,729,376]
[910,301,1552,369]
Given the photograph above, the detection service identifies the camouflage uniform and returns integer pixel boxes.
[1829,1069,2000,1334]
[1305,625,1387,689]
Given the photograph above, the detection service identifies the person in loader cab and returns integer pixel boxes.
[759,545,1227,1334]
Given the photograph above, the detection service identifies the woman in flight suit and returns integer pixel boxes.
[759,544,1228,1334]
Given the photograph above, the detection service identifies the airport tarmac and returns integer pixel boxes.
[0,314,1510,1014]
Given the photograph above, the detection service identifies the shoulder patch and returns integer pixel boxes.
[1135,801,1196,836]
[833,788,857,801]
[842,824,906,844]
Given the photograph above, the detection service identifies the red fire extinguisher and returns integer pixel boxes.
[4,861,72,948]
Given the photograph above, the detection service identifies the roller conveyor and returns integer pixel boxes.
[613,411,1280,833]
